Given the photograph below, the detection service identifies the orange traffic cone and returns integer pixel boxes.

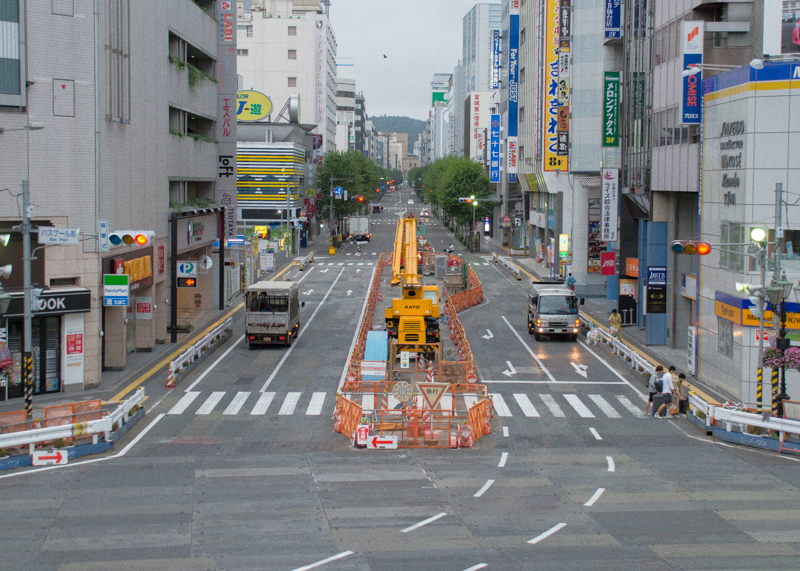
[165,367,176,389]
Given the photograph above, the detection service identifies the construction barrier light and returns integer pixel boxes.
[670,240,711,255]
[109,230,155,247]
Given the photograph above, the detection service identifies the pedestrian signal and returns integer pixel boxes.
[670,240,711,255]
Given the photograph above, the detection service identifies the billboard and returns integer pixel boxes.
[237,91,272,122]
[543,0,568,172]
[602,72,620,146]
[469,92,492,163]
[763,0,800,56]
[681,21,704,124]
[491,30,501,89]
[601,169,619,242]
[490,115,501,183]
[604,0,621,39]
[432,91,447,106]
[507,12,520,180]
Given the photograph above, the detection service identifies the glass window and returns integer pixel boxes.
[538,295,578,315]
[717,317,733,358]
[4,317,61,398]
[288,49,297,60]
[288,77,297,87]
[720,222,745,272]
[288,26,297,36]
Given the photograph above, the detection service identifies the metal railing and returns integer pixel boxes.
[580,316,657,378]
[299,252,314,271]
[170,318,233,375]
[493,252,522,280]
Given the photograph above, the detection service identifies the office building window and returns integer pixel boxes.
[520,67,525,83]
[519,107,524,123]
[237,49,248,56]
[521,28,525,44]
[288,77,297,87]
[288,49,297,60]
[288,26,297,36]
[720,222,745,272]
[717,317,733,358]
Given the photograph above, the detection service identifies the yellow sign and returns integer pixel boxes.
[304,187,317,198]
[543,0,568,172]
[123,256,152,284]
[237,90,272,122]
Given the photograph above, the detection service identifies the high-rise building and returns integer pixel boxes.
[335,77,356,151]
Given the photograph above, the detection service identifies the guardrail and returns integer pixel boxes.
[0,388,145,455]
[492,252,521,280]
[580,315,657,378]
[299,253,314,271]
[169,317,233,377]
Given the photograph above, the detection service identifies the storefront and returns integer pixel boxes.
[0,288,91,400]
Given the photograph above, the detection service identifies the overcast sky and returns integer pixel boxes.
[329,0,482,121]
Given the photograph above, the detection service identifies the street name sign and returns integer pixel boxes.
[38,227,80,246]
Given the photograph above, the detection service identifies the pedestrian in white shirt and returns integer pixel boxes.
[655,365,676,418]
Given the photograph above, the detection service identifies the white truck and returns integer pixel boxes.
[347,216,371,242]
[527,283,580,341]
[245,281,300,347]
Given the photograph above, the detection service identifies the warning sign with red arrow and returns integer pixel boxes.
[416,382,449,409]
[32,450,68,466]
[367,435,398,449]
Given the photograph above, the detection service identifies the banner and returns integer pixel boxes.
[604,0,621,39]
[490,115,501,183]
[543,0,568,172]
[491,30,501,90]
[507,13,520,180]
[601,169,619,242]
[681,21,704,124]
[602,72,620,147]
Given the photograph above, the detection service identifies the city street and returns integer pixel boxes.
[2,189,800,571]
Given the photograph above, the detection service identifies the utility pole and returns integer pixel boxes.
[328,177,353,255]
[773,183,783,282]
[20,180,34,418]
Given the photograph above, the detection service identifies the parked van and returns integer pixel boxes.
[245,281,300,347]
[527,282,580,341]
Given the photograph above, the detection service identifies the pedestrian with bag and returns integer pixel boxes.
[655,365,676,418]
[609,308,622,340]
[645,365,663,415]
[566,273,576,290]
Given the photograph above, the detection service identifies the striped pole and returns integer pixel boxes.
[24,353,33,419]
[756,368,763,413]
[771,368,780,416]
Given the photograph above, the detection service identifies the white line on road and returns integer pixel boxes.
[606,456,615,472]
[306,392,326,415]
[564,394,595,417]
[339,263,379,389]
[528,522,567,544]
[168,391,199,415]
[539,394,565,417]
[400,512,447,533]
[482,380,627,385]
[223,391,250,415]
[584,487,605,506]
[514,393,540,417]
[503,426,509,437]
[279,392,302,415]
[250,392,274,415]
[588,394,621,418]
[290,551,355,571]
[473,479,495,498]
[502,316,556,382]
[184,335,245,392]
[462,564,488,571]
[262,268,346,392]
[616,395,645,416]
[498,452,509,468]
[589,427,603,440]
[578,339,645,396]
[196,391,225,415]
[490,393,512,417]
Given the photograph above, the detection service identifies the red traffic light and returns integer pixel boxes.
[670,240,711,255]
[358,196,364,202]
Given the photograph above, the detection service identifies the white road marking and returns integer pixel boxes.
[223,391,250,415]
[589,427,603,440]
[279,392,302,415]
[250,392,275,415]
[262,268,346,392]
[528,522,567,544]
[502,361,517,377]
[482,380,627,385]
[564,394,595,418]
[464,395,479,409]
[400,512,447,533]
[539,394,565,417]
[514,394,540,417]
[461,565,488,571]
[168,391,200,415]
[362,394,375,411]
[502,316,555,382]
[498,452,509,467]
[473,479,495,498]
[584,487,605,506]
[606,456,615,472]
[439,395,453,410]
[502,426,509,437]
[482,329,494,339]
[571,362,589,378]
[184,335,245,392]
[306,392,326,415]
[290,551,355,571]
[491,393,512,417]
[616,395,645,416]
[588,394,621,418]
[196,391,225,415]
[578,339,646,396]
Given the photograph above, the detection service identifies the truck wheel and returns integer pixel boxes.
[571,334,578,341]
[534,332,541,341]
[287,334,293,347]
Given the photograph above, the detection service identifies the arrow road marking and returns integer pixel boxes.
[319,268,329,273]
[570,362,589,378]
[346,290,353,296]
[502,361,517,377]
[302,290,314,296]
[482,329,494,340]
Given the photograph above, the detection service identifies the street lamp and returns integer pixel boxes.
[681,63,739,77]
[765,272,794,415]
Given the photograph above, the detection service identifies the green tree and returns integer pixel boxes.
[437,157,494,227]
[315,150,383,221]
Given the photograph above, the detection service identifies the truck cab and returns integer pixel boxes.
[527,283,580,341]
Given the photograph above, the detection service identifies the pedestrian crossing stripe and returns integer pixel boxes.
[166,391,645,419]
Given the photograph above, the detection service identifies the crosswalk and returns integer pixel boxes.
[165,390,645,420]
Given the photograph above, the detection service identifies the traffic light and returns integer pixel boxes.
[109,230,155,247]
[458,197,473,203]
[670,240,711,255]
[358,196,364,202]
[177,277,197,288]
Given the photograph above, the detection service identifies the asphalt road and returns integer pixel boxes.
[2,187,800,570]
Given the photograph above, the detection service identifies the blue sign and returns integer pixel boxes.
[604,0,621,39]
[682,53,702,124]
[491,30,501,89]
[490,115,501,183]
[334,186,343,197]
[648,266,667,287]
[507,15,519,138]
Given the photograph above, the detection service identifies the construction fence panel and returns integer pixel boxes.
[0,410,29,434]
[336,394,363,439]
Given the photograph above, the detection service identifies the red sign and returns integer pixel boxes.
[136,302,151,315]
[503,215,511,223]
[158,245,165,275]
[66,333,83,355]
[356,424,369,446]
[306,204,317,215]
[600,252,616,276]
[113,258,124,274]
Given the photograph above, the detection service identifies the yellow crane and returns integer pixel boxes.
[385,214,440,343]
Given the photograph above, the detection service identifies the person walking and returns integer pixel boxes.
[609,308,622,339]
[566,273,576,290]
[644,365,662,414]
[655,366,676,418]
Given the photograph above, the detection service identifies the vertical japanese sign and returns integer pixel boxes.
[543,0,568,172]
[217,0,237,238]
[681,21,704,124]
[507,8,520,182]
[601,169,619,242]
[602,72,620,147]
[604,0,621,39]
[557,1,571,160]
[490,115,501,183]
[491,30,501,90]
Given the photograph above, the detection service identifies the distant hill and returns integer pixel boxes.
[371,116,426,156]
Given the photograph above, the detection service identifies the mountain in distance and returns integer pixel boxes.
[371,115,426,156]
